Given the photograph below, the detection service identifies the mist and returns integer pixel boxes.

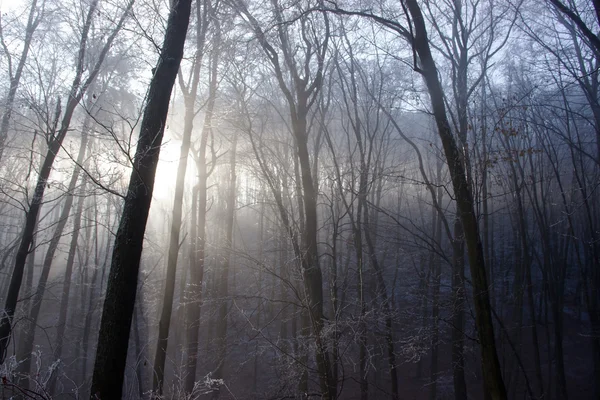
[0,0,598,399]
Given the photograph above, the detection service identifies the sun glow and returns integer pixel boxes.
[153,137,186,202]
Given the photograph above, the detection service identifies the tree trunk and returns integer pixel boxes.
[452,219,467,400]
[133,301,146,399]
[152,47,198,400]
[430,167,443,400]
[295,117,336,399]
[212,132,237,396]
[252,197,265,394]
[183,15,219,392]
[404,1,507,398]
[234,4,334,395]
[90,0,192,397]
[49,172,89,395]
[81,196,113,391]
[152,0,208,391]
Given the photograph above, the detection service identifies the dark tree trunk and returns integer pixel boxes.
[452,218,467,400]
[404,1,507,398]
[133,301,146,399]
[89,0,192,397]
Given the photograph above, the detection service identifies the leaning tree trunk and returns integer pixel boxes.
[404,0,507,398]
[89,0,192,397]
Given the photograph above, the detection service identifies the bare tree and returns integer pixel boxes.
[0,0,45,162]
[183,5,221,392]
[232,0,335,396]
[403,1,506,397]
[0,0,134,366]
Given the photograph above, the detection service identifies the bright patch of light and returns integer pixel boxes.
[153,138,182,202]
[0,0,20,12]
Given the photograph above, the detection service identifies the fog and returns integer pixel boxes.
[0,0,598,399]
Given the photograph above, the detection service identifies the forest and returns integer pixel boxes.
[0,0,598,398]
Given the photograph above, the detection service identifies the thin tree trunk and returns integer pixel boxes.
[329,205,340,391]
[359,195,398,400]
[252,198,265,394]
[184,17,220,391]
[509,153,544,398]
[212,133,237,397]
[81,196,112,390]
[234,4,335,395]
[430,165,443,400]
[152,45,199,400]
[49,172,88,394]
[183,181,201,393]
[152,0,207,392]
[355,168,368,400]
[551,294,569,400]
[417,255,429,381]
